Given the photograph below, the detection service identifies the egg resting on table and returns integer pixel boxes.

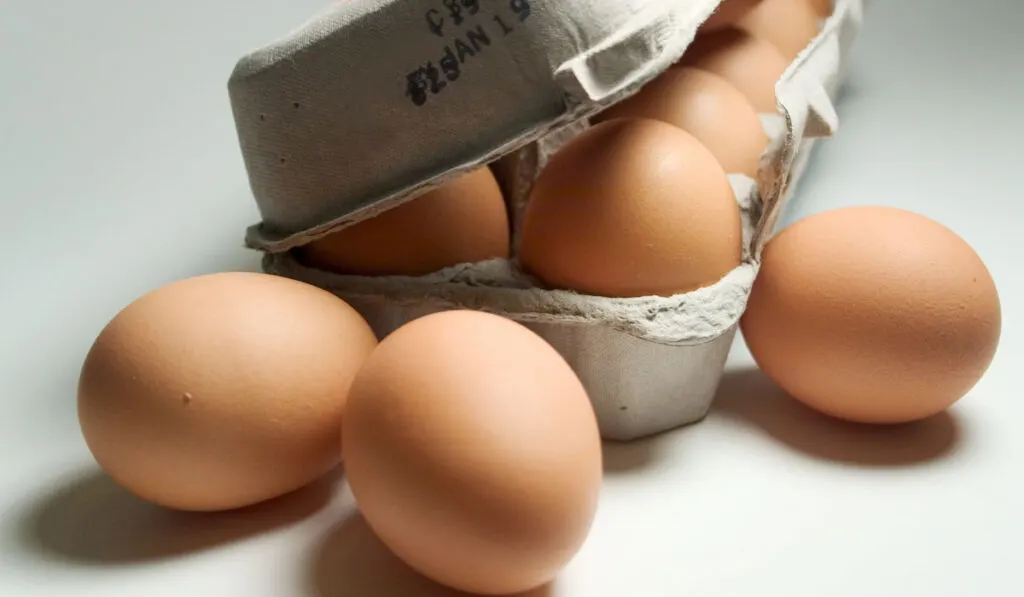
[78,272,377,511]
[741,207,1001,424]
[342,310,602,596]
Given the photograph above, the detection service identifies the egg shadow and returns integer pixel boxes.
[309,514,553,597]
[19,467,339,565]
[710,368,962,466]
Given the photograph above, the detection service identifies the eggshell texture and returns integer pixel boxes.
[301,167,510,277]
[736,0,821,60]
[701,0,763,31]
[78,272,378,511]
[807,0,832,17]
[520,118,742,298]
[741,207,1002,424]
[678,27,789,113]
[342,310,602,596]
[594,67,768,177]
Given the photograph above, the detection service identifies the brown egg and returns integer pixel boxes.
[806,0,832,17]
[701,0,763,31]
[78,272,378,511]
[520,118,742,298]
[301,167,510,277]
[678,27,789,113]
[342,310,602,595]
[594,67,768,177]
[736,0,821,60]
[741,207,1002,424]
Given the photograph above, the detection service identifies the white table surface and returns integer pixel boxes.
[3,1,1022,595]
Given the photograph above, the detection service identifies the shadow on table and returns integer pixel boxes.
[309,513,552,597]
[19,467,339,564]
[710,368,963,467]
[602,436,664,475]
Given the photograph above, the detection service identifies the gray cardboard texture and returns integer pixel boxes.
[235,0,865,441]
[231,0,724,252]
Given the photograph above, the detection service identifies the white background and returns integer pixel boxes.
[2,1,1022,595]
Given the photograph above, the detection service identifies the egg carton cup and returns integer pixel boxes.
[229,0,865,441]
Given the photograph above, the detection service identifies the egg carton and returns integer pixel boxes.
[228,0,865,441]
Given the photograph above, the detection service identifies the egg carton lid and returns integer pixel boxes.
[229,0,725,254]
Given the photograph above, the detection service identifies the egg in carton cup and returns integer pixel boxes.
[228,0,865,441]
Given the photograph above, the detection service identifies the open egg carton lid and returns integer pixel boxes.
[230,0,867,440]
[230,0,743,254]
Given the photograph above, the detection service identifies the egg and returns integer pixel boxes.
[342,310,602,595]
[78,272,377,511]
[520,118,742,298]
[741,207,1002,424]
[594,67,768,177]
[701,0,763,31]
[301,167,510,277]
[678,27,789,113]
[807,0,832,18]
[736,0,821,60]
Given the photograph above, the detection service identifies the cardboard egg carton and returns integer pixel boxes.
[228,0,865,441]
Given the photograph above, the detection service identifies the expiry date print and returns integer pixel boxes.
[405,0,533,107]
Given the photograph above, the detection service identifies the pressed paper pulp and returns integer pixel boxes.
[234,0,865,440]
